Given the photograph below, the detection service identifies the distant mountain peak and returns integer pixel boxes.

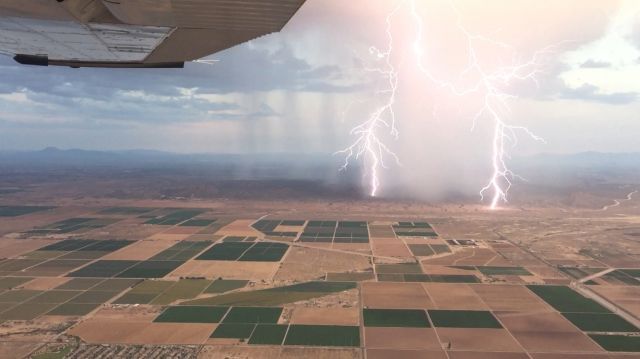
[41,146,61,152]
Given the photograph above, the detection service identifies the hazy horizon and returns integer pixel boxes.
[2,0,639,200]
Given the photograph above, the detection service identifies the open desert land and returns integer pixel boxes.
[0,167,639,358]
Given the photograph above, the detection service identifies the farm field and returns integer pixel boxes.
[0,184,639,358]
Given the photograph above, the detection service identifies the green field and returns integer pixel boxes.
[29,290,81,303]
[248,324,288,345]
[115,260,184,278]
[0,206,54,217]
[394,231,437,237]
[58,251,109,260]
[0,259,46,273]
[281,220,305,226]
[377,273,480,283]
[222,236,245,242]
[196,242,253,261]
[79,240,135,252]
[154,306,229,323]
[430,274,480,283]
[428,310,502,328]
[376,274,404,282]
[603,270,640,286]
[113,280,173,304]
[325,272,375,282]
[222,307,282,324]
[113,292,158,305]
[91,278,140,291]
[0,302,15,313]
[408,244,435,256]
[376,263,423,274]
[179,219,216,227]
[39,239,97,251]
[67,290,118,304]
[47,302,100,316]
[23,259,91,276]
[67,260,138,278]
[237,242,289,262]
[150,279,211,305]
[144,209,204,225]
[421,274,480,283]
[197,242,289,262]
[30,218,119,235]
[558,267,585,278]
[283,325,360,347]
[363,309,430,327]
[392,222,436,238]
[0,277,33,290]
[150,241,213,261]
[183,281,356,306]
[621,269,640,278]
[527,285,611,313]
[589,334,640,352]
[562,313,639,332]
[272,281,356,293]
[0,301,58,320]
[23,251,65,260]
[0,289,42,302]
[210,323,255,339]
[204,279,248,294]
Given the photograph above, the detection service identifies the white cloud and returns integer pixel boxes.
[0,91,31,104]
[560,0,640,95]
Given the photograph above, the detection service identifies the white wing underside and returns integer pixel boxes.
[0,0,306,67]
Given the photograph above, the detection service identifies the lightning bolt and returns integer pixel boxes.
[408,0,553,209]
[336,3,403,197]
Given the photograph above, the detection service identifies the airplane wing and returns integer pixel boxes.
[0,0,307,68]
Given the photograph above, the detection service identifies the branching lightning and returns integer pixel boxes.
[409,0,552,209]
[336,3,403,197]
[339,0,555,206]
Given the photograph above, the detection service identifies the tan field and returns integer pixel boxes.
[366,349,447,359]
[363,327,442,350]
[471,285,552,311]
[290,307,359,325]
[448,352,529,359]
[169,260,280,281]
[0,238,53,258]
[496,312,605,352]
[362,282,434,309]
[591,286,640,318]
[423,283,489,310]
[274,246,371,282]
[70,322,215,345]
[21,277,70,290]
[435,328,523,352]
[215,219,263,237]
[101,239,177,260]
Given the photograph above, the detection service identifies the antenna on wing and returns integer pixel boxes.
[192,59,220,66]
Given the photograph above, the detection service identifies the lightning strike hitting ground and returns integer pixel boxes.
[336,4,403,197]
[408,0,551,209]
[340,0,553,204]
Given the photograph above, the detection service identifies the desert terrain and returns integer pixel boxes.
[0,152,638,358]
